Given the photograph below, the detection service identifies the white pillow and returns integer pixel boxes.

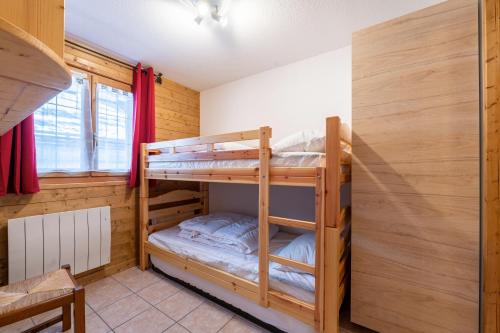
[274,232,315,274]
[272,130,325,153]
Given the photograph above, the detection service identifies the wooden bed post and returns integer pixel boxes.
[324,117,343,333]
[139,143,150,271]
[314,168,326,331]
[325,117,340,228]
[258,126,271,306]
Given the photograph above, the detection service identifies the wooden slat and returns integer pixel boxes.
[268,254,315,275]
[268,216,316,230]
[148,149,260,162]
[149,202,202,219]
[148,190,201,206]
[147,213,198,234]
[146,129,260,150]
[145,168,318,187]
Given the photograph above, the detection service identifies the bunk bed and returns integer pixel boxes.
[139,116,351,333]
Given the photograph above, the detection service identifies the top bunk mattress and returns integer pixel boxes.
[148,226,315,303]
[148,151,325,169]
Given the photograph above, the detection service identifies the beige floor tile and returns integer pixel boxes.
[0,318,34,333]
[113,267,160,292]
[86,277,132,311]
[163,324,190,333]
[155,290,204,321]
[137,278,181,305]
[219,316,269,333]
[179,302,233,333]
[97,294,151,329]
[114,307,174,333]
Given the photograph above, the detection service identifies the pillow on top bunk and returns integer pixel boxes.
[274,232,315,274]
[272,130,325,153]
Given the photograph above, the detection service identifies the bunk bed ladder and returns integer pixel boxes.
[267,168,325,331]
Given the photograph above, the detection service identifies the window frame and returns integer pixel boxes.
[37,67,133,179]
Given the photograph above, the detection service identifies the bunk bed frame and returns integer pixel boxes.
[139,116,351,333]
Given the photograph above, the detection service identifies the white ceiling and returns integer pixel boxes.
[65,0,443,91]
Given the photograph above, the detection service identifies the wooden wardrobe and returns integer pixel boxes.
[351,1,481,332]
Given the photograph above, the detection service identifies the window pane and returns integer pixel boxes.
[34,74,92,172]
[94,83,134,171]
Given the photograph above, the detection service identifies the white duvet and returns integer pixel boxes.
[178,213,278,254]
[149,226,315,303]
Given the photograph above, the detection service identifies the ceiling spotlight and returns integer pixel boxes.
[181,0,231,26]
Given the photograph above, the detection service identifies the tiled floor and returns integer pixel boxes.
[0,266,371,333]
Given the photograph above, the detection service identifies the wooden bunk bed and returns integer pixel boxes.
[139,116,351,333]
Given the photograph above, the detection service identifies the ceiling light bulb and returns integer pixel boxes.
[196,1,211,17]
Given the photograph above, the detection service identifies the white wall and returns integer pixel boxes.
[201,46,352,141]
[200,47,352,219]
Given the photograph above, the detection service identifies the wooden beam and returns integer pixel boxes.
[148,190,201,206]
[268,216,316,230]
[148,202,202,219]
[268,254,315,275]
[146,129,260,150]
[314,167,325,331]
[258,126,271,307]
[147,149,260,162]
[139,143,150,271]
[325,117,341,227]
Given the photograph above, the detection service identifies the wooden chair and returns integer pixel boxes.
[0,265,85,333]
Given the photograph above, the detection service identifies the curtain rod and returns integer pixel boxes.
[65,40,164,84]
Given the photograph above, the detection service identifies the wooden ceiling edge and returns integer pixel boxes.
[0,17,72,91]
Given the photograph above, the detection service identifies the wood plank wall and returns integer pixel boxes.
[351,1,480,332]
[0,42,200,285]
[483,0,500,331]
[0,0,64,57]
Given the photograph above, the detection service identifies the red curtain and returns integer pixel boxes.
[129,63,156,188]
[0,115,39,196]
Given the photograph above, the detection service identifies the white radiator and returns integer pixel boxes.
[8,206,111,283]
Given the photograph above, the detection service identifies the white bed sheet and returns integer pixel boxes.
[148,226,315,303]
[148,151,325,169]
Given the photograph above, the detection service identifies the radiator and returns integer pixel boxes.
[8,206,112,283]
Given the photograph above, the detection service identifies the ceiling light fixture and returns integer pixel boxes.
[180,0,231,26]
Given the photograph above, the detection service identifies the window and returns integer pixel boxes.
[34,73,92,172]
[34,71,134,174]
[94,83,134,171]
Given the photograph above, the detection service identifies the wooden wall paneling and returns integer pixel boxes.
[351,1,480,332]
[0,0,64,57]
[483,0,500,332]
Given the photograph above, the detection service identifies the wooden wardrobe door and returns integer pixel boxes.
[351,1,480,332]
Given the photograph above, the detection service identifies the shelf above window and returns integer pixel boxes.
[0,16,72,135]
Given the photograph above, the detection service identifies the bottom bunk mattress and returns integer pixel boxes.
[148,226,315,303]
